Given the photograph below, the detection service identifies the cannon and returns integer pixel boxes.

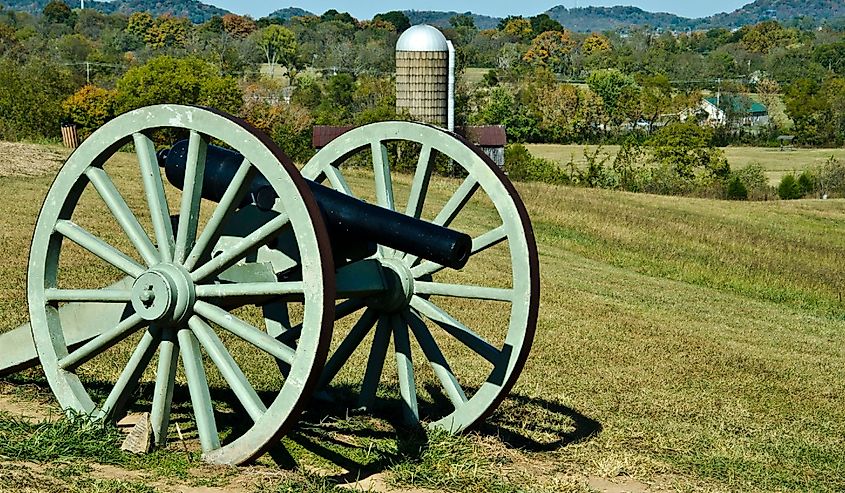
[0,105,539,465]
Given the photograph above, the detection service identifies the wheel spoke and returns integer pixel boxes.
[58,313,147,371]
[393,314,419,425]
[358,315,392,409]
[413,282,513,302]
[318,308,378,389]
[174,131,209,264]
[405,145,433,219]
[45,288,131,303]
[371,141,394,211]
[404,310,468,409]
[177,328,220,453]
[150,331,179,446]
[410,296,500,365]
[412,225,507,278]
[84,167,161,266]
[134,132,175,262]
[185,157,256,272]
[194,301,297,365]
[195,281,303,299]
[190,212,290,283]
[277,298,366,346]
[101,329,158,419]
[433,176,479,228]
[323,165,353,195]
[404,176,479,266]
[55,220,145,278]
[189,316,267,423]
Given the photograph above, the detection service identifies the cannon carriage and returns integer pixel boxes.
[0,105,539,465]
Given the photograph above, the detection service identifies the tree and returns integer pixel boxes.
[500,17,532,41]
[222,14,257,39]
[777,174,802,200]
[471,86,540,142]
[814,42,845,75]
[638,74,673,132]
[528,14,562,36]
[586,69,637,127]
[523,30,576,74]
[582,33,612,56]
[258,25,297,79]
[648,122,728,180]
[126,12,155,40]
[42,0,73,25]
[146,15,190,49]
[741,20,798,54]
[450,14,476,30]
[320,10,356,25]
[373,11,410,32]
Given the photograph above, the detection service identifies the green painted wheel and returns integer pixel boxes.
[27,105,335,465]
[301,121,539,432]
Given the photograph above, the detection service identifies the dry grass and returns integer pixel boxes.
[525,144,845,185]
[0,145,843,492]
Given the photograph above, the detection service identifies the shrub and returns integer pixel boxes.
[733,163,771,200]
[0,59,78,141]
[504,143,569,184]
[62,85,118,139]
[115,56,243,115]
[240,98,314,164]
[797,170,816,196]
[726,175,749,200]
[777,174,803,200]
[814,156,845,198]
[648,122,729,179]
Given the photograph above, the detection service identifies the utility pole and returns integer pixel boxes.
[85,61,90,84]
[81,0,84,9]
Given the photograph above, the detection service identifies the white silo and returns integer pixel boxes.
[395,25,455,130]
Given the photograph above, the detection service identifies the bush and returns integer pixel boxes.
[240,98,314,164]
[115,56,243,115]
[797,170,816,196]
[62,85,118,139]
[648,122,729,179]
[733,163,771,200]
[504,143,568,184]
[726,175,749,200]
[814,156,845,198]
[0,59,78,141]
[777,174,803,200]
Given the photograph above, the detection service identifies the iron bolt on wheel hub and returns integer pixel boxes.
[130,264,195,325]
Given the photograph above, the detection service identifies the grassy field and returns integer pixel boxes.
[526,144,845,186]
[0,143,844,492]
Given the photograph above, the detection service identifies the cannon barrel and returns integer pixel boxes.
[158,140,472,270]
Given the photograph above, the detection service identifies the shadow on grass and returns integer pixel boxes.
[0,375,601,484]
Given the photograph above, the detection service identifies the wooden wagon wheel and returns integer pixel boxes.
[300,121,539,432]
[27,105,335,465]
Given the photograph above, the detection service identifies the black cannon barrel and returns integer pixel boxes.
[158,140,472,270]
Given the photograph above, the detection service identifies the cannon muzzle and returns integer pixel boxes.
[158,141,472,270]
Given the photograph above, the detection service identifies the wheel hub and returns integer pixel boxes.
[131,264,195,325]
[367,258,415,313]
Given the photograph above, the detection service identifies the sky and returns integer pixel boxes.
[206,1,754,21]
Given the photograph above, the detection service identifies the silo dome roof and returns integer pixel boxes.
[396,24,448,52]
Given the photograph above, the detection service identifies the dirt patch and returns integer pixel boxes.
[0,142,69,178]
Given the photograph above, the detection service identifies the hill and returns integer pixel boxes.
[703,0,845,28]
[404,10,500,30]
[0,0,229,22]
[546,5,695,32]
[266,6,313,21]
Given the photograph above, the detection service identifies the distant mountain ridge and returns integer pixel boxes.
[0,0,229,22]
[404,10,500,30]
[0,0,842,31]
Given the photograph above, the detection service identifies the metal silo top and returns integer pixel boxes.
[396,24,448,52]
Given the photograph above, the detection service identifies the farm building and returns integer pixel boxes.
[698,95,769,126]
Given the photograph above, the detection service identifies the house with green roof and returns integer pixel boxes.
[700,95,769,127]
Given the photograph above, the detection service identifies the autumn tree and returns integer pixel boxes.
[582,33,612,56]
[500,17,533,41]
[741,21,798,54]
[125,12,155,40]
[258,25,297,79]
[523,30,576,73]
[146,15,190,49]
[222,13,257,39]
[62,85,117,138]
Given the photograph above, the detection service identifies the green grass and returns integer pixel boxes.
[525,144,845,185]
[0,145,844,491]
